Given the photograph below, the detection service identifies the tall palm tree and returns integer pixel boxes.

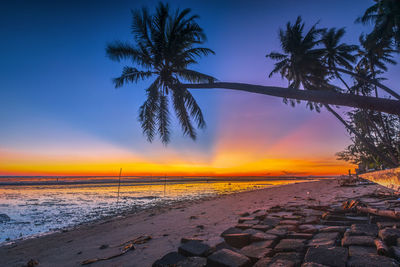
[321,28,358,91]
[266,16,397,167]
[357,0,400,50]
[107,3,215,144]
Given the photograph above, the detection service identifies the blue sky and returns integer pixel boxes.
[1,0,399,175]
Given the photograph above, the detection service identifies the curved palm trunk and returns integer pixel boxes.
[324,104,398,168]
[182,82,400,115]
[333,67,400,100]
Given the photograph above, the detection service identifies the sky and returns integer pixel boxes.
[1,0,399,176]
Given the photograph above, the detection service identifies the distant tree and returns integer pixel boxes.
[107,3,215,144]
[357,0,400,50]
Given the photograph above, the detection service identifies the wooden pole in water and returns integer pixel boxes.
[164,174,167,197]
[117,168,122,208]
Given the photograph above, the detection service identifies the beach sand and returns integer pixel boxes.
[0,179,384,267]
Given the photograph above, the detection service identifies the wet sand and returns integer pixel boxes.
[0,179,383,267]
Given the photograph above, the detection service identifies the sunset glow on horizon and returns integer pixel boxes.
[2,0,396,177]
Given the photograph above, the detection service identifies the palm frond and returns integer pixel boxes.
[113,67,153,88]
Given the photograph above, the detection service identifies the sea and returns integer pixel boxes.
[0,176,320,244]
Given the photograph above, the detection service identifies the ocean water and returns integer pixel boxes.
[0,176,315,244]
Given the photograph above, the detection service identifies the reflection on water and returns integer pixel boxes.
[0,178,312,243]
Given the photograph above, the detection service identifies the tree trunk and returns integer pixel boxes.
[324,104,397,168]
[182,82,400,115]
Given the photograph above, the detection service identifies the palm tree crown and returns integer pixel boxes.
[107,3,215,144]
[357,0,400,50]
[266,16,330,111]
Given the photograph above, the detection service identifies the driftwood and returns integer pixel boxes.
[356,206,400,220]
[374,239,389,256]
[81,235,151,265]
[81,243,135,265]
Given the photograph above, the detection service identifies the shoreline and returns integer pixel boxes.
[0,178,383,267]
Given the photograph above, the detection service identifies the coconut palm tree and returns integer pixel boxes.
[266,16,329,111]
[107,3,215,144]
[266,16,398,167]
[357,0,400,50]
[321,28,358,91]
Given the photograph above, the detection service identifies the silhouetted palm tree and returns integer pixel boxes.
[266,16,328,100]
[357,0,400,49]
[107,3,215,143]
[321,28,358,91]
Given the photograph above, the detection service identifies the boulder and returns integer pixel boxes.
[319,226,348,234]
[341,235,375,247]
[379,228,400,246]
[250,232,278,243]
[235,224,253,230]
[261,217,280,227]
[240,242,273,261]
[268,252,303,266]
[304,247,348,267]
[252,224,271,232]
[274,239,306,252]
[346,255,399,267]
[307,232,340,248]
[221,227,243,237]
[153,252,186,267]
[223,233,251,248]
[178,240,211,257]
[348,245,376,256]
[345,224,378,237]
[298,224,324,233]
[266,227,287,237]
[176,256,207,267]
[207,249,251,267]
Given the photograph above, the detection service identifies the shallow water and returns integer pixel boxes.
[0,177,313,243]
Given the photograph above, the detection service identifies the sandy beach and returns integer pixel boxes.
[0,178,387,267]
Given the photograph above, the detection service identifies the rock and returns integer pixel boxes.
[286,232,313,239]
[181,237,204,243]
[268,259,296,267]
[298,224,323,233]
[223,233,251,248]
[235,224,253,230]
[240,241,273,261]
[261,217,280,227]
[304,247,348,267]
[301,263,329,267]
[346,255,399,267]
[176,256,207,267]
[266,227,287,237]
[253,211,268,220]
[250,232,278,242]
[253,257,272,267]
[214,241,241,253]
[307,232,339,247]
[153,252,186,267]
[321,220,353,226]
[302,216,320,224]
[279,220,300,225]
[178,240,211,257]
[26,259,39,267]
[391,246,400,261]
[207,249,251,267]
[348,245,376,256]
[274,239,306,252]
[319,226,348,234]
[238,217,256,223]
[341,235,375,247]
[268,252,303,266]
[243,229,263,235]
[346,224,379,237]
[221,227,243,237]
[379,228,400,246]
[252,225,271,232]
[275,224,297,231]
[239,212,250,217]
[0,214,10,223]
[377,221,400,229]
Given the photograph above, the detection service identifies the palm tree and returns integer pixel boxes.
[107,3,215,144]
[266,16,398,167]
[321,28,358,91]
[266,16,329,111]
[357,0,400,49]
